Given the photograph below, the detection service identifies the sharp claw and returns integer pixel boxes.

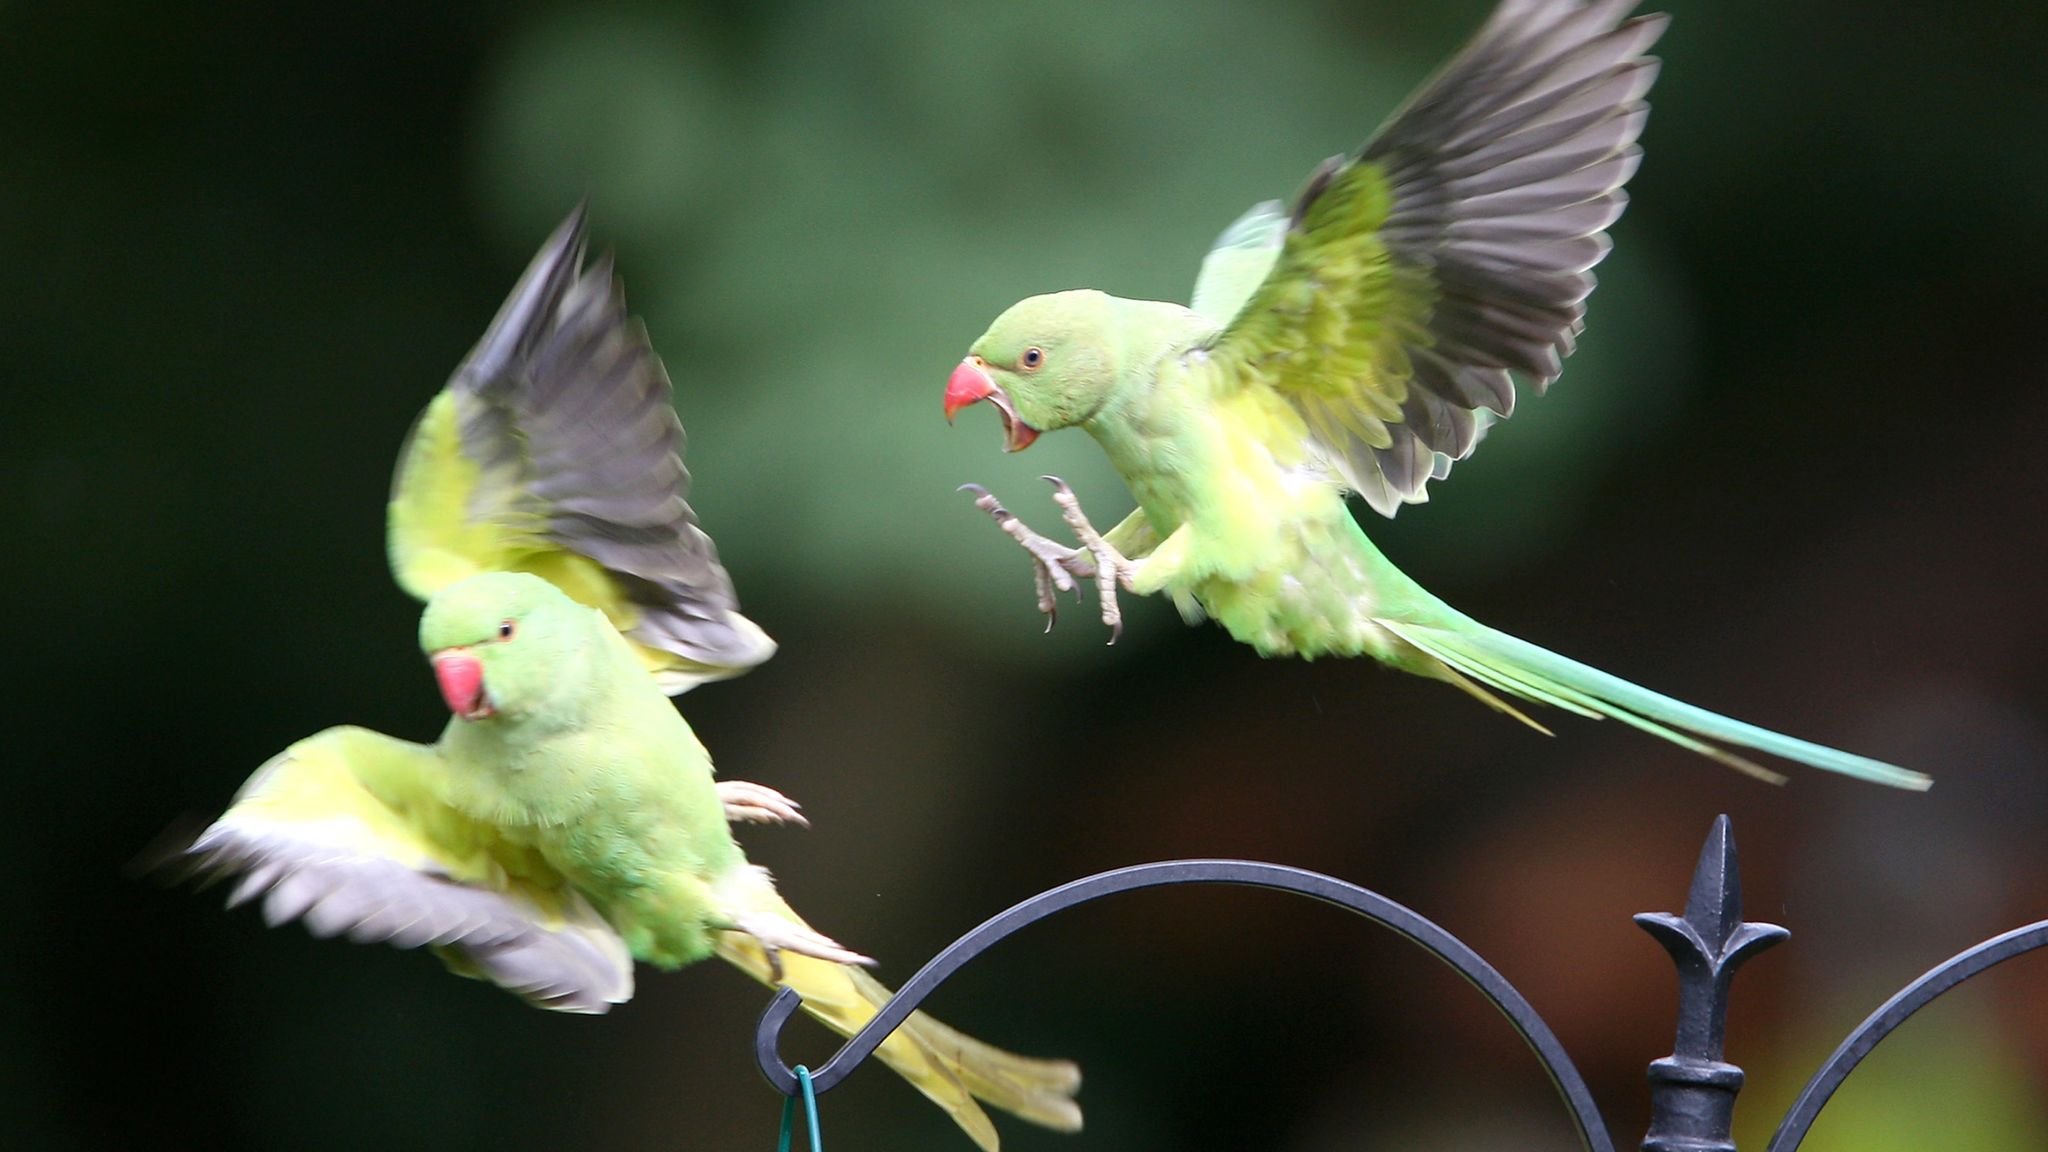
[1107,621,1121,646]
[1041,475,1070,494]
[967,487,1017,533]
[958,483,989,497]
[1033,562,1058,628]
[718,781,811,829]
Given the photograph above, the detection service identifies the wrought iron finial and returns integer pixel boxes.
[1634,814,1788,1152]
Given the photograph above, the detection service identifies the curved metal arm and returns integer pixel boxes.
[755,858,1617,1152]
[1765,918,2048,1152]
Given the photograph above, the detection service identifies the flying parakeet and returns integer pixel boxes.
[942,0,1930,791]
[175,210,1083,1149]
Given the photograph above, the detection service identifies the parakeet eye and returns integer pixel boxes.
[497,620,516,640]
[1020,347,1044,370]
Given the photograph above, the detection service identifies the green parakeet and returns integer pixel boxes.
[942,0,1929,791]
[176,211,1083,1149]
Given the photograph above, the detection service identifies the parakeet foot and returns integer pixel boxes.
[1042,476,1140,643]
[959,483,1087,626]
[716,780,809,828]
[730,913,875,981]
[958,480,1139,643]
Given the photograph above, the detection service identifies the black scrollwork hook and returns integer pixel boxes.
[753,818,2048,1152]
[1767,918,2048,1151]
[755,858,1617,1152]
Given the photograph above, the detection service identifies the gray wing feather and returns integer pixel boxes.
[1343,0,1665,515]
[450,206,774,688]
[187,821,635,1014]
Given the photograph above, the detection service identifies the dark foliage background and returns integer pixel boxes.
[4,1,2045,1148]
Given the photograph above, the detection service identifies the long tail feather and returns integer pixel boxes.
[1380,617,1932,790]
[715,890,1081,1151]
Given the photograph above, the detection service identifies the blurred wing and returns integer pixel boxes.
[1198,0,1664,515]
[388,205,775,693]
[182,726,634,1013]
[1188,201,1289,324]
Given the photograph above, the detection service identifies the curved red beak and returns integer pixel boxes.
[943,356,1040,451]
[431,650,493,720]
[944,357,995,422]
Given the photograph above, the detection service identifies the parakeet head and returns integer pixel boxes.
[418,572,593,722]
[945,289,1122,450]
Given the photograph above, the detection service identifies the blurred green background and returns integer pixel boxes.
[4,0,2046,1148]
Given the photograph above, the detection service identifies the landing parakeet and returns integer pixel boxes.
[942,0,1929,791]
[175,211,1083,1149]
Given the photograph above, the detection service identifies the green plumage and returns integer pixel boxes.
[185,574,1085,1147]
[175,208,1085,1150]
[947,0,1929,791]
[420,574,744,967]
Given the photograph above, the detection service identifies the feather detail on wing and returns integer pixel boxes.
[179,726,635,1013]
[1191,0,1665,515]
[388,205,775,693]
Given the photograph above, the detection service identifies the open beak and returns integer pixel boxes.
[430,649,494,721]
[944,356,1040,452]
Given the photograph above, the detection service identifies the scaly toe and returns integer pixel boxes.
[732,912,877,970]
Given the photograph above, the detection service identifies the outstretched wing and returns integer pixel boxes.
[388,205,775,693]
[1195,0,1664,515]
[179,726,635,1013]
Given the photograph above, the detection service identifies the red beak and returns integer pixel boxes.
[431,650,493,720]
[944,357,995,422]
[943,356,1040,451]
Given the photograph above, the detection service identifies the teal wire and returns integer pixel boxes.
[775,1065,822,1152]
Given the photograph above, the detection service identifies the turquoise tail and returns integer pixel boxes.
[1377,616,1931,791]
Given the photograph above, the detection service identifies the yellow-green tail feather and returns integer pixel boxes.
[714,893,1081,1151]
